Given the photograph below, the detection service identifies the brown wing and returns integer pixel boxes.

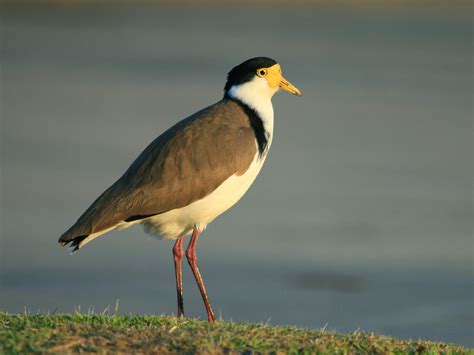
[59,99,257,245]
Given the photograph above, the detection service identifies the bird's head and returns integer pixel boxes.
[224,57,302,102]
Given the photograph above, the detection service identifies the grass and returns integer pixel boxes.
[0,312,471,354]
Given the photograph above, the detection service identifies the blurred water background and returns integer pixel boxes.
[1,2,473,346]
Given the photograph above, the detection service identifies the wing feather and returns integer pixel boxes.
[59,99,257,245]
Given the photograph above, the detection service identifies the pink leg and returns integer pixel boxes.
[185,228,216,322]
[173,236,185,318]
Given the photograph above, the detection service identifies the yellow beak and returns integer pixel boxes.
[279,77,302,96]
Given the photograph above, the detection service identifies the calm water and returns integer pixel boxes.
[1,5,473,346]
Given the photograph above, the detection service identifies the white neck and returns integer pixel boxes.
[227,76,277,148]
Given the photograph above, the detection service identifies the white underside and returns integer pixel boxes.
[141,152,266,240]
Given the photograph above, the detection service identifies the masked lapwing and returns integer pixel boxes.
[59,57,302,322]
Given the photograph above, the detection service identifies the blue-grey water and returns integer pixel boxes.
[1,5,473,346]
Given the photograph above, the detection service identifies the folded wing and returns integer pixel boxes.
[59,99,257,250]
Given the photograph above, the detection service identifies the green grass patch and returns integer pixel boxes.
[0,312,470,354]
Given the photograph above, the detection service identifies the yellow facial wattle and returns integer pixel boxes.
[256,63,302,96]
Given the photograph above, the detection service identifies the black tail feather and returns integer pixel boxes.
[58,235,88,252]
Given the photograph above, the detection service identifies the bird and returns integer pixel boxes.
[59,57,302,322]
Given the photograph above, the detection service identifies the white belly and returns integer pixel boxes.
[141,153,266,240]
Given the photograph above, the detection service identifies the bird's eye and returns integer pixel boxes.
[257,68,268,77]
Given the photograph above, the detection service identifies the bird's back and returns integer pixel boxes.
[59,99,258,249]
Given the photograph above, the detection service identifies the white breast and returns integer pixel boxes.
[227,76,276,146]
[142,152,267,239]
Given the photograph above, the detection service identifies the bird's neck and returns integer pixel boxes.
[225,84,275,155]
